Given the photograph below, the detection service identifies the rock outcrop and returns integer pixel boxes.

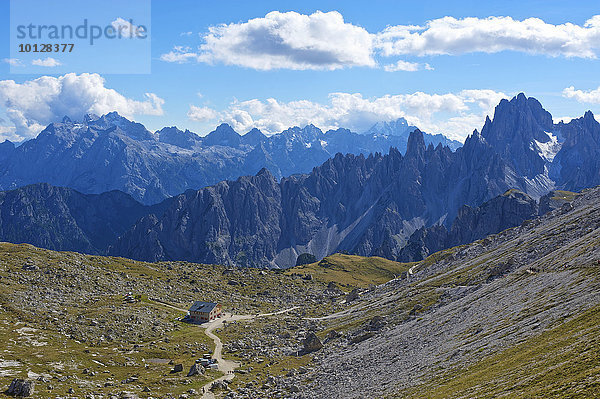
[7,379,35,397]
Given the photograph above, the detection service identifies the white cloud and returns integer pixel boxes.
[162,12,600,71]
[31,57,62,67]
[383,60,433,72]
[199,89,507,140]
[0,125,18,142]
[187,105,217,122]
[0,73,164,140]
[3,58,23,66]
[553,116,576,124]
[160,46,199,63]
[111,17,147,38]
[376,15,600,58]
[162,11,375,70]
[562,85,600,103]
[180,31,193,36]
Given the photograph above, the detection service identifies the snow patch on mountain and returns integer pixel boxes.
[534,131,562,162]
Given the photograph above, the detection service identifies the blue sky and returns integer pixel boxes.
[1,0,599,142]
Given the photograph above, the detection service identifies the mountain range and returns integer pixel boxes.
[108,94,600,267]
[0,94,598,268]
[0,114,460,205]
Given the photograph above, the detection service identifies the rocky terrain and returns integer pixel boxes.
[396,188,574,261]
[0,242,339,398]
[0,114,459,205]
[274,185,600,399]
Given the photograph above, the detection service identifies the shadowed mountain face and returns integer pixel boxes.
[0,94,599,268]
[106,130,521,267]
[0,114,461,205]
[0,183,167,254]
[395,189,575,262]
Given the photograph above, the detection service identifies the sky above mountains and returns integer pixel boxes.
[0,0,599,142]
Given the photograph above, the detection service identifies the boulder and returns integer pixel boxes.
[302,332,323,353]
[350,331,375,344]
[211,380,228,391]
[187,363,205,377]
[324,282,343,297]
[345,288,360,302]
[172,363,183,373]
[7,379,35,396]
[324,329,342,342]
[366,316,386,331]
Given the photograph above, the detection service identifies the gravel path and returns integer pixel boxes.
[200,307,299,398]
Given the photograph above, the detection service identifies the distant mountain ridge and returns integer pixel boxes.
[0,114,461,204]
[0,183,167,254]
[363,117,461,151]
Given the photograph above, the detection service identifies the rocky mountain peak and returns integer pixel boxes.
[83,113,100,124]
[92,112,155,141]
[280,125,324,143]
[583,110,597,124]
[203,123,241,147]
[157,126,200,149]
[255,166,276,180]
[405,129,426,158]
[480,93,554,177]
[364,117,414,137]
[241,128,268,146]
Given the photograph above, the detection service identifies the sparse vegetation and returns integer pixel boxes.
[286,253,410,289]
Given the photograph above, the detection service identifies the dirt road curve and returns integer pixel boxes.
[200,307,298,398]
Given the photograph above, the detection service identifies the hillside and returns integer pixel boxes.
[278,185,600,398]
[286,253,410,289]
[0,243,333,398]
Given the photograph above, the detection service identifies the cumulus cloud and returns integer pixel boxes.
[563,85,600,103]
[162,11,375,70]
[31,57,62,67]
[383,60,433,72]
[0,73,164,140]
[162,12,600,71]
[187,105,218,122]
[0,125,18,142]
[191,89,508,140]
[376,15,600,58]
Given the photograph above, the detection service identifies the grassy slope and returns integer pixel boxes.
[398,303,600,398]
[285,253,411,289]
[0,242,330,398]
